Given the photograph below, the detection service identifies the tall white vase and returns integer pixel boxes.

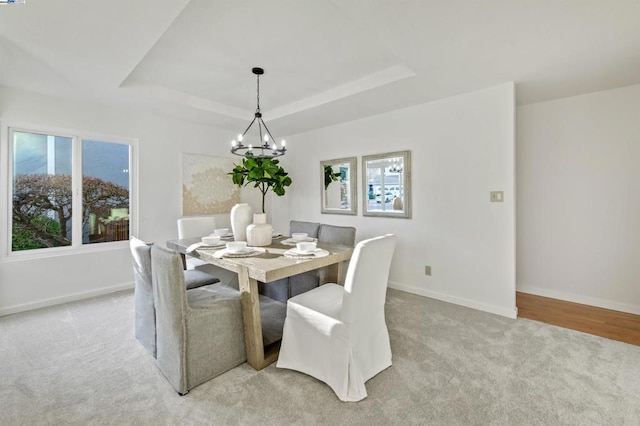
[230,203,253,241]
[246,213,273,247]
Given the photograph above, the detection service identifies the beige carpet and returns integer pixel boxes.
[1,288,639,425]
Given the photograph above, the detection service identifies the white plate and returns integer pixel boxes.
[214,247,266,259]
[281,237,318,245]
[290,248,320,255]
[186,241,226,253]
[200,243,226,249]
[284,248,329,258]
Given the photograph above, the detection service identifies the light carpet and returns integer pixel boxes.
[1,289,639,425]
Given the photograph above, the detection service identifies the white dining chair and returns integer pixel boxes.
[177,216,217,270]
[177,216,238,288]
[177,216,217,239]
[276,234,397,402]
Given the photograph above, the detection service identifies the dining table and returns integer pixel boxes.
[166,236,354,370]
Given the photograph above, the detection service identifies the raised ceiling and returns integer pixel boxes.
[1,0,640,137]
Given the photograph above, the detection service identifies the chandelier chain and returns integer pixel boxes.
[256,74,261,113]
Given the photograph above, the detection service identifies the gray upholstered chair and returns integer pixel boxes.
[288,223,356,298]
[259,222,355,303]
[318,223,357,247]
[130,237,220,357]
[290,220,321,238]
[151,245,246,395]
[259,220,322,302]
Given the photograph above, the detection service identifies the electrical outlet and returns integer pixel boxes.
[424,265,431,276]
[490,191,504,202]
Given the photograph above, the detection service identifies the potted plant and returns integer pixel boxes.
[229,157,292,246]
[229,157,292,213]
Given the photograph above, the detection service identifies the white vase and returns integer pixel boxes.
[246,213,273,247]
[230,203,253,241]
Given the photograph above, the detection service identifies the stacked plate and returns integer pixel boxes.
[214,247,266,259]
[284,248,329,259]
[280,237,318,246]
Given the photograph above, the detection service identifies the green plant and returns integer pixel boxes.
[229,157,292,213]
[324,165,342,190]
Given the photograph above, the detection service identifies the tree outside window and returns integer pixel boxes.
[11,130,132,252]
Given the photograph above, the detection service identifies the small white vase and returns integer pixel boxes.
[246,213,273,247]
[230,203,253,241]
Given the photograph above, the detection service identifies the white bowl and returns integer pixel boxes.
[291,232,308,241]
[296,242,317,253]
[226,241,247,253]
[201,235,221,245]
[214,228,229,237]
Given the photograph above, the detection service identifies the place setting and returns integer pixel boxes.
[284,241,329,259]
[185,234,227,253]
[280,232,318,246]
[212,228,234,241]
[213,241,266,259]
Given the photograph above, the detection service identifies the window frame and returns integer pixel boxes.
[1,123,138,261]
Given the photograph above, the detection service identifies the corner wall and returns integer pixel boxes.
[273,83,516,317]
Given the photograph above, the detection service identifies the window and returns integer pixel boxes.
[8,127,135,255]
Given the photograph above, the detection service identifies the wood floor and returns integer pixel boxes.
[516,292,640,346]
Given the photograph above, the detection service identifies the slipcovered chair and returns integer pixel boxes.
[151,245,246,395]
[288,223,356,299]
[177,216,217,270]
[177,216,238,289]
[277,234,397,402]
[259,220,322,302]
[130,237,220,357]
[290,220,321,238]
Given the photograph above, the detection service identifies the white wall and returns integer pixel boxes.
[0,86,261,315]
[0,82,516,318]
[273,83,516,318]
[517,84,640,314]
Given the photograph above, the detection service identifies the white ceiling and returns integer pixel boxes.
[1,0,639,137]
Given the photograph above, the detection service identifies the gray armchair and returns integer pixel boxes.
[130,237,220,358]
[151,245,246,395]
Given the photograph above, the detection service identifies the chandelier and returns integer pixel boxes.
[230,67,286,159]
[389,161,403,173]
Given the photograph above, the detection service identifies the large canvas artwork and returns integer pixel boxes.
[182,153,240,215]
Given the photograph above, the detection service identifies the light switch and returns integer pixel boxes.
[490,191,504,202]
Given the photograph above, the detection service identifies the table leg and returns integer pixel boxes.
[179,253,187,270]
[336,260,345,285]
[237,266,269,370]
[325,261,347,285]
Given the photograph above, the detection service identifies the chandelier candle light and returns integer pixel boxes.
[230,67,287,159]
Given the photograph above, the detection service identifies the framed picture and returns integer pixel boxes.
[182,153,240,215]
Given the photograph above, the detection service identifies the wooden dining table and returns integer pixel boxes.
[166,237,354,370]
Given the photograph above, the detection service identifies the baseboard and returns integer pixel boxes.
[388,281,518,319]
[517,285,640,316]
[0,281,135,317]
